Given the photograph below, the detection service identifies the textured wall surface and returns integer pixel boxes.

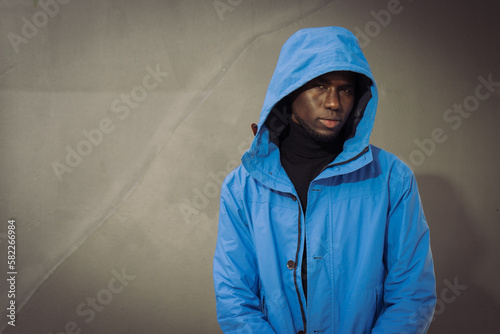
[0,0,499,333]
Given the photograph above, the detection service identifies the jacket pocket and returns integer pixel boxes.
[266,295,295,334]
[376,284,385,315]
[343,284,383,333]
[261,295,267,319]
[373,284,385,327]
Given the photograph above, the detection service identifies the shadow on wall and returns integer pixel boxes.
[417,174,499,333]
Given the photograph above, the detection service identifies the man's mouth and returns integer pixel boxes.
[319,118,340,128]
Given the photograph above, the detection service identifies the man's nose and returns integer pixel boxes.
[324,89,341,110]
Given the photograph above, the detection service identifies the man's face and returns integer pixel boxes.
[290,71,356,143]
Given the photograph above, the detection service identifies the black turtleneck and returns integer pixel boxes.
[279,120,344,300]
[280,121,343,209]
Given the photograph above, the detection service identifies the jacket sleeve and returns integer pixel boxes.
[213,174,276,334]
[371,170,437,334]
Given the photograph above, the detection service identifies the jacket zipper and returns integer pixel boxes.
[292,146,368,333]
[293,197,307,333]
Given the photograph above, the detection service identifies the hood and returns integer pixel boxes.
[242,26,378,192]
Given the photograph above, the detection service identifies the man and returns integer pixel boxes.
[213,26,436,333]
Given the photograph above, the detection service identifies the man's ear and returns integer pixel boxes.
[251,123,258,136]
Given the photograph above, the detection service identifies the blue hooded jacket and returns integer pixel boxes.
[213,26,436,333]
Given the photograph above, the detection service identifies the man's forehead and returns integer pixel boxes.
[312,71,357,83]
[290,70,358,97]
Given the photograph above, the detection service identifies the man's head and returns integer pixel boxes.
[289,71,357,143]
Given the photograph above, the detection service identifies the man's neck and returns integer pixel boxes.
[281,121,344,160]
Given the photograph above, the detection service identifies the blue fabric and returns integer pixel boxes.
[213,26,436,333]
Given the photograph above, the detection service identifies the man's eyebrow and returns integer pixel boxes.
[313,78,329,84]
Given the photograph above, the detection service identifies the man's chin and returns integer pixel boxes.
[307,129,339,143]
[293,115,342,144]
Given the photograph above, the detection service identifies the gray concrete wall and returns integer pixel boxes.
[0,0,498,333]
